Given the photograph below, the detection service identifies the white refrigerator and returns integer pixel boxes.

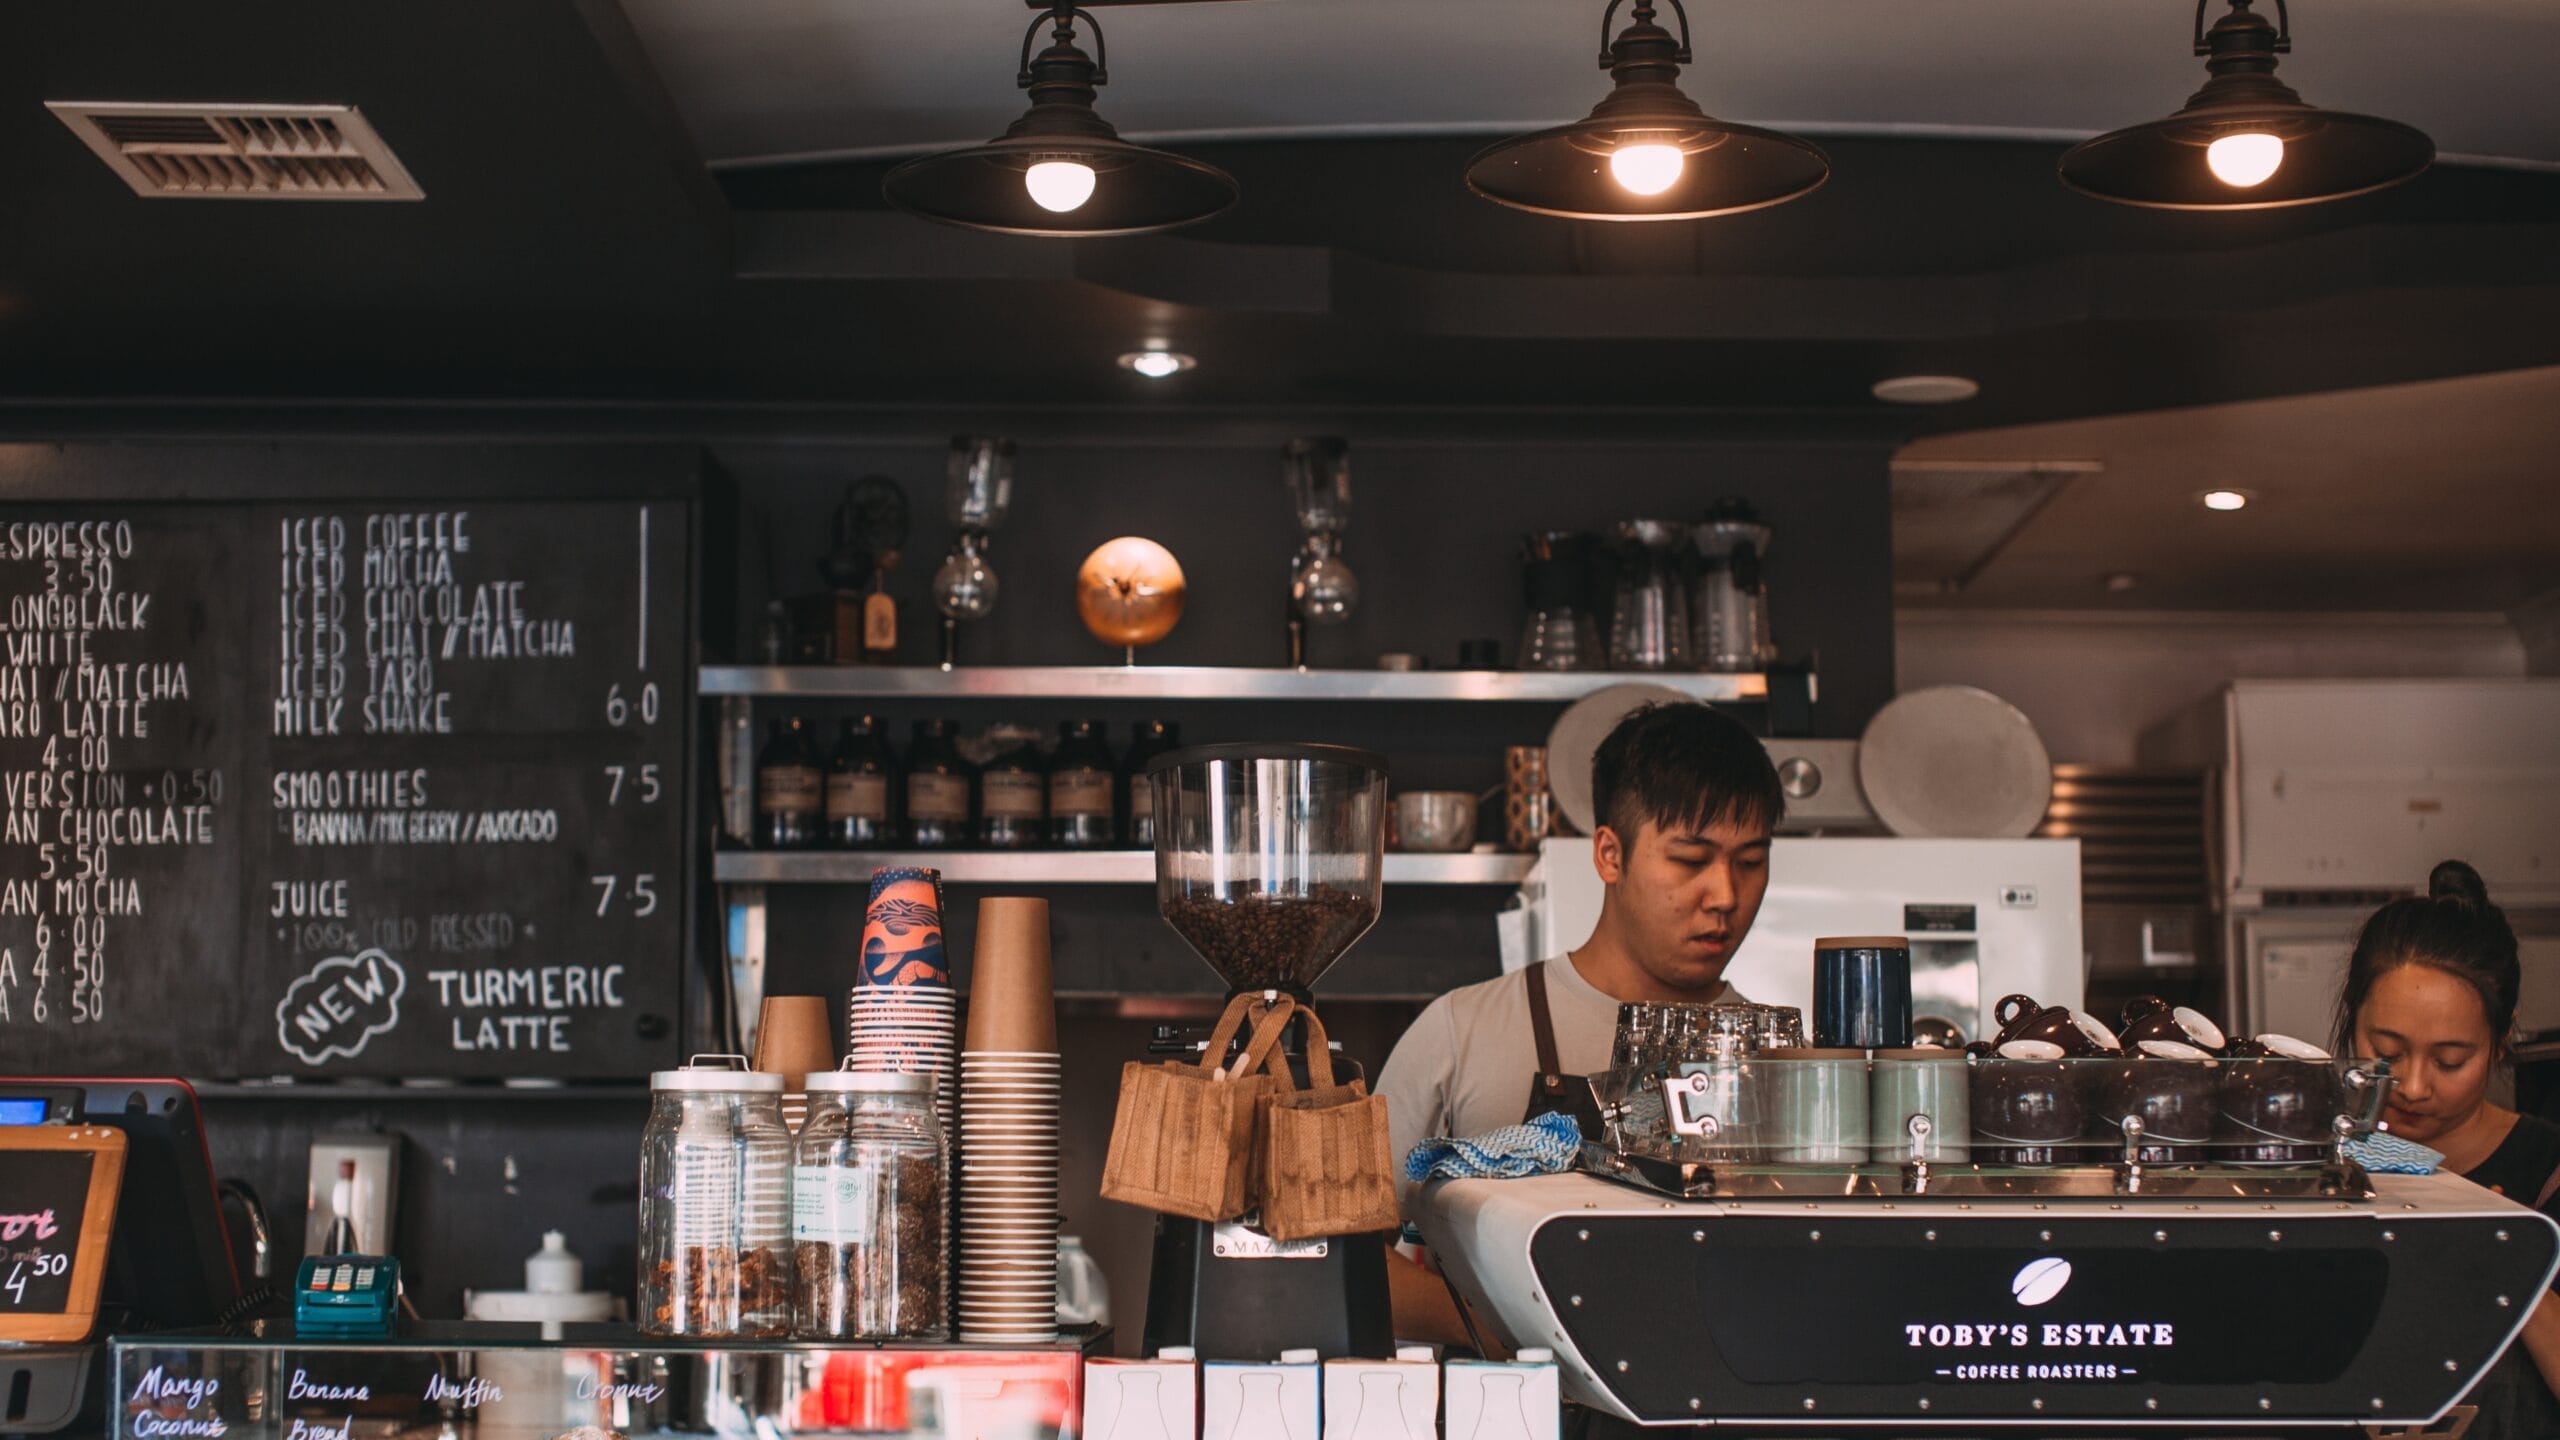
[1511,836,2086,1046]
[2141,679,2560,1042]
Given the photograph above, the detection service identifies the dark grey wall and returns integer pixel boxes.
[4,420,1896,1344]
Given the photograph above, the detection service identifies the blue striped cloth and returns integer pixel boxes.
[1404,1112,1582,1182]
[2343,1131,2444,1174]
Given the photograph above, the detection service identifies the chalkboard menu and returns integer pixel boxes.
[0,1125,125,1341]
[0,501,690,1078]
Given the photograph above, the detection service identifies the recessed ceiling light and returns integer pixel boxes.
[2199,488,2254,512]
[1871,375,1981,405]
[1117,349,1194,380]
[2104,572,2141,593]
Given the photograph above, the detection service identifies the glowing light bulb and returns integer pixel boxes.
[1024,160,1097,213]
[1123,350,1187,379]
[2205,132,2285,188]
[1608,143,1684,197]
[2199,489,2252,512]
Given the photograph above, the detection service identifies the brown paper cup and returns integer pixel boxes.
[966,897,1057,1053]
[753,995,837,1086]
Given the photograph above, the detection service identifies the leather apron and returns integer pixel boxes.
[1521,960,1592,1129]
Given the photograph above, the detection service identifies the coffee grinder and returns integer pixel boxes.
[1138,743,1393,1360]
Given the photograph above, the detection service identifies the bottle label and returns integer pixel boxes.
[758,765,821,816]
[791,1163,874,1244]
[1051,768,1112,818]
[863,593,897,652]
[983,770,1044,820]
[908,773,968,822]
[825,772,889,822]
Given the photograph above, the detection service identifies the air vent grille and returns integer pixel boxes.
[46,102,423,201]
[2034,765,2210,905]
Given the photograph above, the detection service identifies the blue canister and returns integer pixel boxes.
[1811,936,1913,1049]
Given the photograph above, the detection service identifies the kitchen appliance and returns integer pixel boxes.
[1283,437,1359,667]
[932,436,1013,666]
[1418,1166,2555,1429]
[1687,498,1775,673]
[2141,679,2560,1038]
[1138,743,1393,1360]
[1515,836,2085,1047]
[1604,519,1688,671]
[1518,531,1604,673]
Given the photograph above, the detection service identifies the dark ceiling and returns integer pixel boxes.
[1,1,2558,436]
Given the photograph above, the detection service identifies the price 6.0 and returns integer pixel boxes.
[590,874,659,918]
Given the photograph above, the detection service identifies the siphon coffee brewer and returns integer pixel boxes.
[1137,742,1392,1360]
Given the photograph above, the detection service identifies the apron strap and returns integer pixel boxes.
[1526,961,1563,1078]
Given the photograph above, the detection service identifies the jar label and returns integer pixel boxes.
[982,770,1044,820]
[792,1163,875,1244]
[908,773,968,821]
[671,1141,741,1248]
[826,772,889,822]
[1051,768,1112,818]
[758,765,821,816]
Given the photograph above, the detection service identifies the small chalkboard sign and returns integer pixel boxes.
[0,1124,127,1342]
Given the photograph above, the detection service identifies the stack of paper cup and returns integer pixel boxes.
[847,867,957,1134]
[958,896,1062,1344]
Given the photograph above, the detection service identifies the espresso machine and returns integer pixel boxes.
[1138,742,1394,1360]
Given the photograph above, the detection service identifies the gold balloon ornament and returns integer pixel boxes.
[1076,536,1187,654]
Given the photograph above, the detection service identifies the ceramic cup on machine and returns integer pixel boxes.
[1811,936,1912,1050]
[1758,1048,1869,1163]
[1869,1049,1970,1163]
[2218,1034,2342,1164]
[1971,1040,2086,1165]
[2096,1040,2222,1163]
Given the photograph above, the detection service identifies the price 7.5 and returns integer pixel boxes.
[603,764,663,804]
[591,874,660,918]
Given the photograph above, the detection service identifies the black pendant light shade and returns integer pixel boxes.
[2060,0,2432,211]
[1466,0,1828,222]
[883,5,1238,238]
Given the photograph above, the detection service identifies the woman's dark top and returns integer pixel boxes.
[2458,1113,2560,1439]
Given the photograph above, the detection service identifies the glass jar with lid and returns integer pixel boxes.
[792,1068,949,1339]
[639,1055,795,1337]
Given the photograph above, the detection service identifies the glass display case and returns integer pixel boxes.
[111,1321,1101,1440]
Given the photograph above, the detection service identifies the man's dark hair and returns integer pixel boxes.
[1589,702,1786,842]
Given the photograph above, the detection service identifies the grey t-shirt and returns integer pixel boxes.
[1378,956,1749,1200]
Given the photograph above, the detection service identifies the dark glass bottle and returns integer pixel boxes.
[1048,719,1117,849]
[1120,720,1182,848]
[823,715,898,849]
[904,719,974,849]
[977,729,1048,850]
[755,716,822,850]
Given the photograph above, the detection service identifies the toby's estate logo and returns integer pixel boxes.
[2011,1257,2071,1306]
[1903,1257,2175,1379]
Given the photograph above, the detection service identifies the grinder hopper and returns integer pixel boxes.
[1145,743,1387,996]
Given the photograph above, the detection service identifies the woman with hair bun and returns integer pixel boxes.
[2339,859,2560,1433]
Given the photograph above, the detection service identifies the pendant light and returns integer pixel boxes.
[882,4,1238,238]
[1465,0,1828,222]
[2060,0,2432,211]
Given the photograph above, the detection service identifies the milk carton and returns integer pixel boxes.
[1201,1349,1320,1440]
[1443,1350,1560,1440]
[1085,1349,1200,1440]
[1321,1348,1437,1440]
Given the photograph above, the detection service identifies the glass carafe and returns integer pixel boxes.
[1607,519,1690,671]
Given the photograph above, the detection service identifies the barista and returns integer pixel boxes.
[1377,702,1784,1341]
[2339,861,2560,1437]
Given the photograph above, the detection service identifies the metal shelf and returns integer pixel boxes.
[700,664,1788,703]
[714,849,1534,887]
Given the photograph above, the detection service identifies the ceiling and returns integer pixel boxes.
[0,2,2554,613]
[1895,362,2560,612]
